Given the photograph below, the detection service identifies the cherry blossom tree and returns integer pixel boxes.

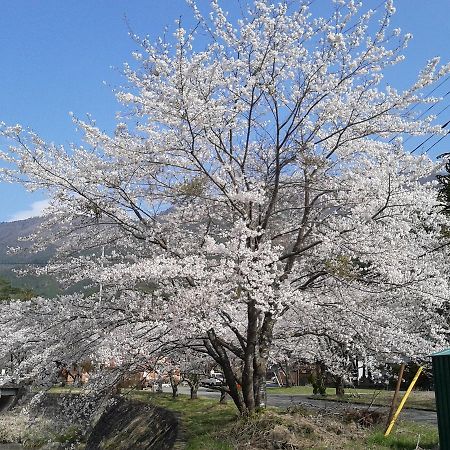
[0,292,172,393]
[274,280,449,395]
[1,0,450,415]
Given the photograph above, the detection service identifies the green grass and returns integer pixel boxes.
[47,386,84,394]
[42,386,439,449]
[267,385,436,411]
[267,385,336,395]
[365,421,439,449]
[321,390,435,411]
[127,390,438,450]
[129,391,237,449]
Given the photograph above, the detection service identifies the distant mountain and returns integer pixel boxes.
[0,218,58,297]
[0,217,52,264]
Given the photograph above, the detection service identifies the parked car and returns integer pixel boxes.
[200,373,225,387]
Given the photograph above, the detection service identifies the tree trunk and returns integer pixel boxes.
[282,359,292,387]
[205,331,245,414]
[204,309,275,416]
[169,372,178,398]
[285,374,292,388]
[219,390,228,404]
[190,385,198,399]
[335,376,345,397]
[189,377,199,400]
[253,312,274,409]
[312,362,327,396]
[241,301,258,414]
[183,373,200,400]
[253,373,267,408]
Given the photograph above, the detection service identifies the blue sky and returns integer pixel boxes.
[0,0,449,222]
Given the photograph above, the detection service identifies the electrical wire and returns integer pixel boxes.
[404,75,450,116]
[415,90,450,121]
[410,118,450,154]
[421,130,450,155]
[389,76,450,145]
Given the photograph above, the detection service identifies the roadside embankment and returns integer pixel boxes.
[0,392,179,449]
[86,396,178,450]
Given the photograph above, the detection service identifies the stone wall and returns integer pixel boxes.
[85,397,178,450]
[1,392,178,449]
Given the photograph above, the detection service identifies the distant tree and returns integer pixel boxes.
[437,154,450,215]
[0,277,34,301]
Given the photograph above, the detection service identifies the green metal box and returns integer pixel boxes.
[432,348,450,450]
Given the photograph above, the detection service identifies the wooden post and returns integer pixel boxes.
[385,363,405,432]
[385,366,423,436]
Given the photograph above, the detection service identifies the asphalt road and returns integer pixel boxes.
[162,385,437,425]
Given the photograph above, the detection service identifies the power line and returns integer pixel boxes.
[421,130,450,155]
[405,75,450,116]
[410,135,435,154]
[410,119,450,154]
[389,76,450,144]
[414,89,450,121]
[404,101,450,149]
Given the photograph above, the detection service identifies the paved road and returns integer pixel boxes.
[266,394,437,425]
[163,386,437,425]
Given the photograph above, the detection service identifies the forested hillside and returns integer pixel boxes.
[0,218,58,297]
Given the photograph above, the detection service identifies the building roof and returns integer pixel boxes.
[432,348,450,357]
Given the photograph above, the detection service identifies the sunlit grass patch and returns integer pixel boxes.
[323,390,436,411]
[266,385,436,411]
[128,391,237,449]
[129,391,439,449]
[366,421,439,449]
